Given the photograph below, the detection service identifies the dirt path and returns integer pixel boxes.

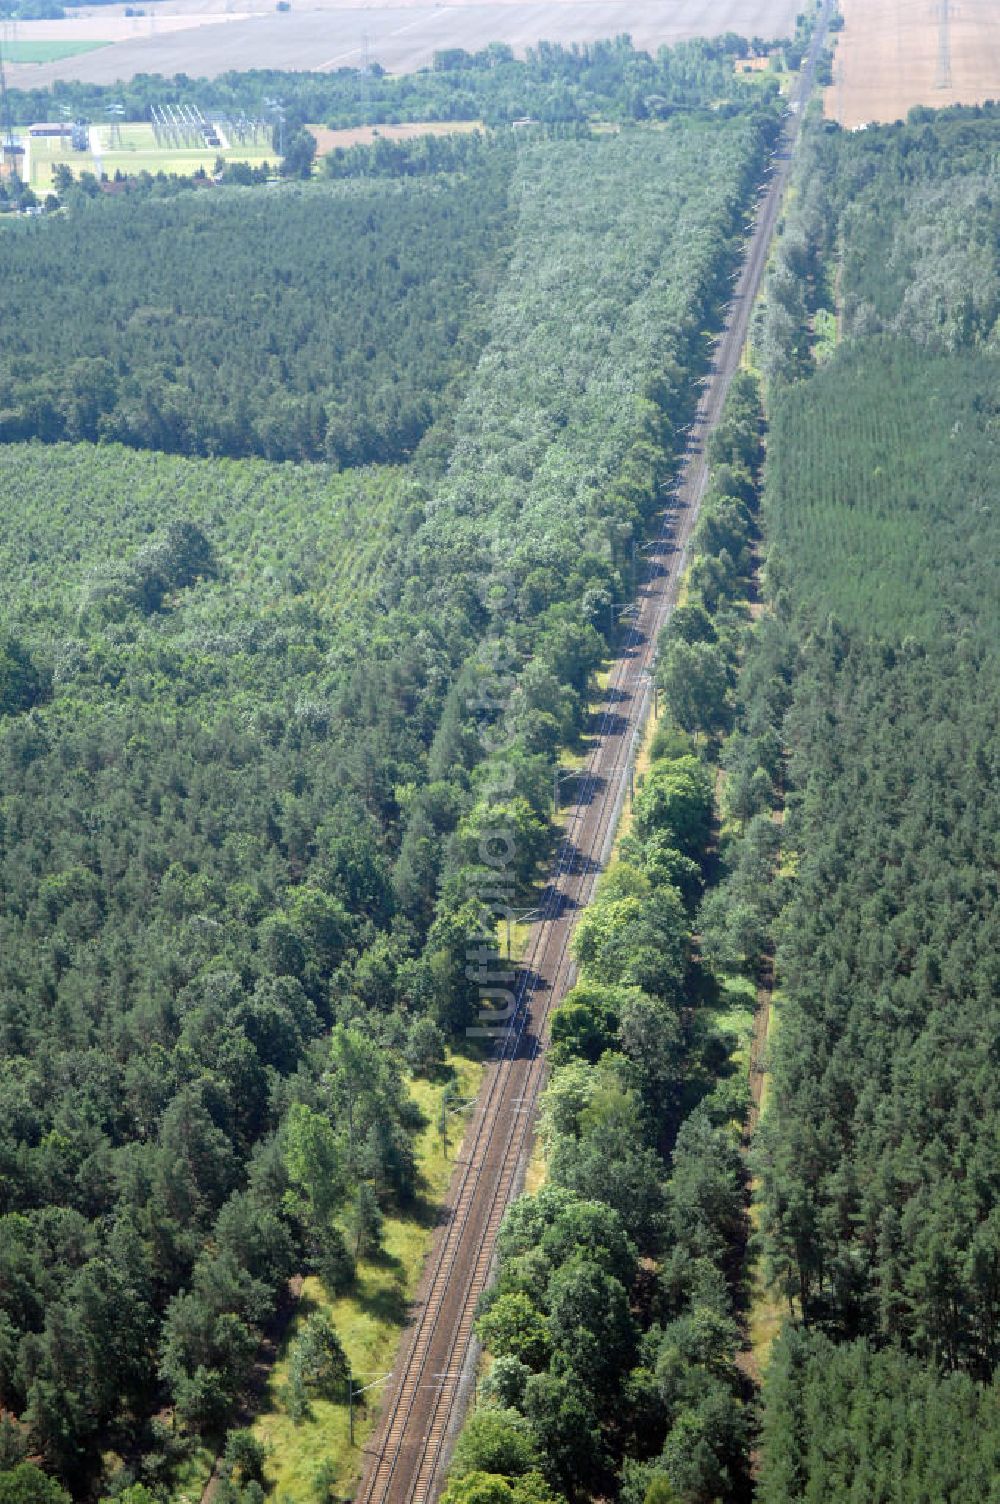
[734,528,788,1397]
[743,956,772,1152]
[742,801,785,1151]
[734,537,789,1401]
[199,1276,304,1504]
[732,746,786,1411]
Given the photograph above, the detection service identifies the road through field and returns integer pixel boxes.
[353,9,832,1504]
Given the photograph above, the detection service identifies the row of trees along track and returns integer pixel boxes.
[356,9,833,1501]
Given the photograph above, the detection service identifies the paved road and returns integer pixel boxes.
[353,11,832,1503]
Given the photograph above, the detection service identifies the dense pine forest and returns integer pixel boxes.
[740,106,1000,1497]
[16,24,1000,1504]
[0,93,779,1501]
[0,146,516,463]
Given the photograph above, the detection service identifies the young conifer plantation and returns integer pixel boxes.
[0,52,784,1502]
[736,106,1000,1499]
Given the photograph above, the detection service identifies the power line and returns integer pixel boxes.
[936,0,953,89]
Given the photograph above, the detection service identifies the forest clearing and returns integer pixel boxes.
[306,121,480,155]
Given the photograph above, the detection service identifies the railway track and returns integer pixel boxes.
[354,16,831,1501]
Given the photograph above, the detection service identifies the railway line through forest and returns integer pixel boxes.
[354,11,832,1501]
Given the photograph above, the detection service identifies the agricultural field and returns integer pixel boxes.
[826,0,1000,126]
[0,97,780,1502]
[4,29,789,140]
[4,0,802,85]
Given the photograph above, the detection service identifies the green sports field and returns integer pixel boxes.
[26,119,274,190]
[1,38,109,63]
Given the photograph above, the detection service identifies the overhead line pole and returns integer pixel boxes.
[0,33,22,207]
[936,0,953,89]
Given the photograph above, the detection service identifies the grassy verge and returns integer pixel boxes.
[812,306,837,362]
[252,1050,483,1503]
[495,916,535,966]
[522,1134,547,1198]
[607,692,660,861]
[166,1443,215,1504]
[746,985,784,1373]
[713,974,756,1078]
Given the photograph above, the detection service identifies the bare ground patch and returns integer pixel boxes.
[308,119,480,152]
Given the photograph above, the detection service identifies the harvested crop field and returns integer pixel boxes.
[5,0,801,86]
[826,0,1000,128]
